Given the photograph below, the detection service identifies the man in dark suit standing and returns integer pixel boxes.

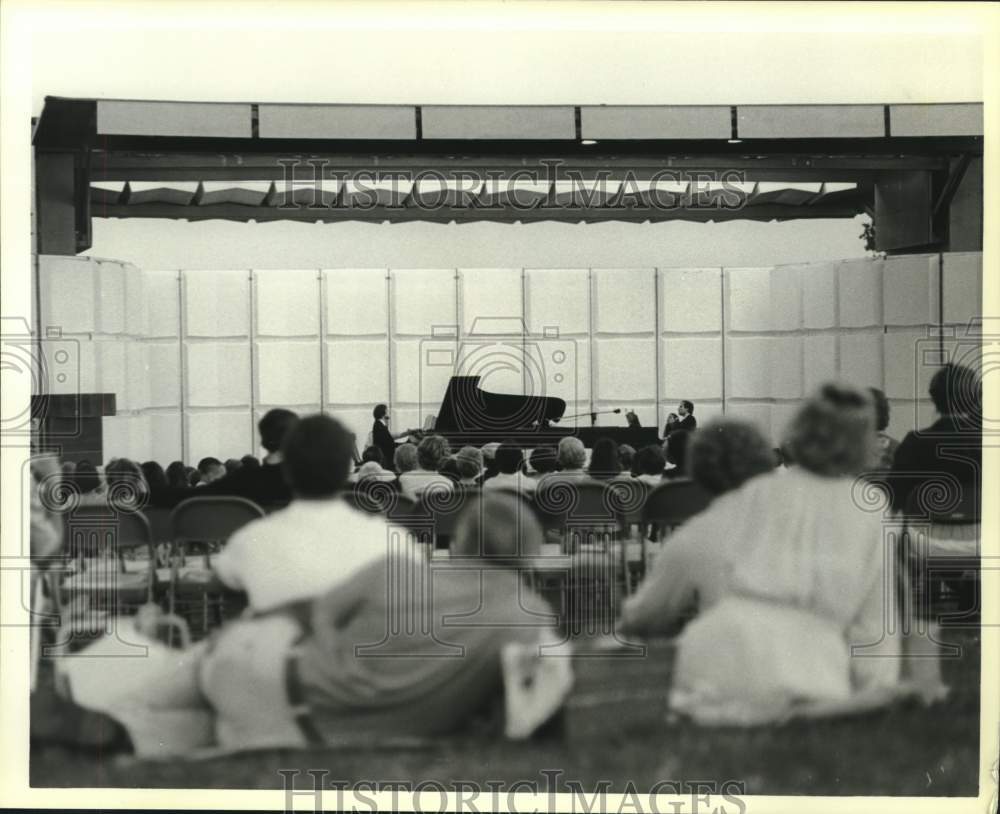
[664,400,697,436]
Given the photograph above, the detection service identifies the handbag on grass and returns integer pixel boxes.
[54,604,215,758]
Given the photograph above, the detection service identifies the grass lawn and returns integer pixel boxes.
[30,627,981,796]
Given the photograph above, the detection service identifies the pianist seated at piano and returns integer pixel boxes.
[482,441,537,495]
[398,435,455,502]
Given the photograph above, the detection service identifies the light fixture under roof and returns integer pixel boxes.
[728,138,743,144]
[581,139,598,145]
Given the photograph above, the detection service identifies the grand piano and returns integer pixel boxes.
[425,375,660,449]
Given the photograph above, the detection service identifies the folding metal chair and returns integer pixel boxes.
[903,486,981,625]
[59,507,158,621]
[641,479,713,541]
[167,496,264,637]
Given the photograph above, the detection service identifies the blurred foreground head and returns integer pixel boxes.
[783,383,877,477]
[690,418,774,495]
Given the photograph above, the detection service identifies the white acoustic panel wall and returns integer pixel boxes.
[148,413,183,465]
[593,268,655,333]
[838,258,883,328]
[803,334,838,393]
[883,255,940,327]
[769,265,804,331]
[460,268,522,334]
[325,269,388,336]
[256,341,322,407]
[327,339,390,404]
[36,254,981,466]
[883,330,935,401]
[801,262,838,329]
[660,337,723,401]
[254,269,320,337]
[770,336,804,399]
[184,344,251,407]
[125,342,150,411]
[725,402,773,439]
[525,268,590,336]
[941,253,982,327]
[838,332,884,389]
[659,268,722,333]
[144,271,181,338]
[392,269,457,335]
[592,269,656,429]
[726,267,772,332]
[726,336,772,399]
[95,261,127,334]
[392,338,454,416]
[39,255,97,334]
[183,270,250,337]
[458,268,524,397]
[146,343,182,408]
[186,411,254,463]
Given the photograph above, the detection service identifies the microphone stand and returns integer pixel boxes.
[556,408,623,427]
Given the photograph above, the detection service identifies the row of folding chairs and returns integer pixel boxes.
[56,496,266,638]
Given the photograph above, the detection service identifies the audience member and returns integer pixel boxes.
[454,446,484,486]
[165,461,188,489]
[103,459,149,509]
[632,445,666,487]
[587,437,621,481]
[622,384,922,726]
[662,430,691,479]
[361,446,384,466]
[866,387,899,471]
[483,441,537,495]
[186,466,201,487]
[72,460,102,496]
[617,444,636,476]
[240,455,261,470]
[197,457,226,485]
[439,457,462,483]
[354,460,396,484]
[224,458,242,475]
[202,408,299,506]
[202,492,560,749]
[213,414,391,614]
[555,437,587,476]
[886,364,981,513]
[479,442,501,484]
[527,445,558,477]
[688,419,774,497]
[393,443,418,475]
[398,435,454,501]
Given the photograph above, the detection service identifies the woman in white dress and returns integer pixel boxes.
[621,383,946,726]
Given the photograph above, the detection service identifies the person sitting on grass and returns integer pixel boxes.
[621,384,945,726]
[200,492,565,749]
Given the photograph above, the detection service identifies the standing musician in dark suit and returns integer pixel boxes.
[664,400,697,436]
[371,404,410,471]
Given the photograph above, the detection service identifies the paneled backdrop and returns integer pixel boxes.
[36,254,982,464]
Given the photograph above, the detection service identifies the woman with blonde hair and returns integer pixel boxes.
[622,384,943,725]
